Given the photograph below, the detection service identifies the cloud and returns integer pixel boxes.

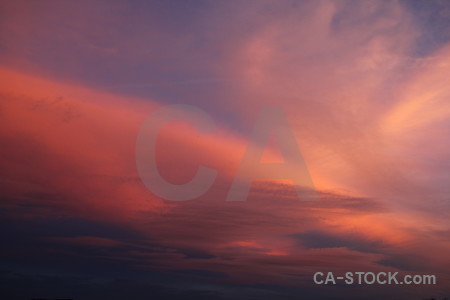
[2,1,450,299]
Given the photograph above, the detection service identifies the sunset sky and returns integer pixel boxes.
[1,1,450,299]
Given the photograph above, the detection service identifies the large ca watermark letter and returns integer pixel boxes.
[136,104,217,201]
[226,106,317,201]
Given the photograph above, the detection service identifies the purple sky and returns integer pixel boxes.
[1,1,450,299]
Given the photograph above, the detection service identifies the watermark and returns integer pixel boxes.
[313,272,437,285]
[136,104,318,202]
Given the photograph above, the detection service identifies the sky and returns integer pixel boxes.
[1,1,450,299]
